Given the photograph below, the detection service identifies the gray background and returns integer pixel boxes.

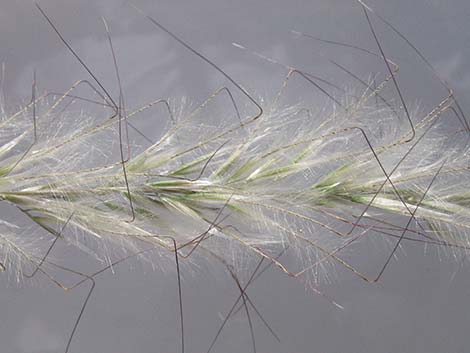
[1,1,470,352]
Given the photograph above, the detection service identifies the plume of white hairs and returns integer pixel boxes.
[1,2,469,290]
[2,4,470,353]
[1,66,469,282]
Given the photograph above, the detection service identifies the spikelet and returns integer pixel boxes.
[1,65,469,282]
[1,3,470,287]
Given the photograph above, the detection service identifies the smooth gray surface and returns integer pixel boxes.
[1,1,470,353]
